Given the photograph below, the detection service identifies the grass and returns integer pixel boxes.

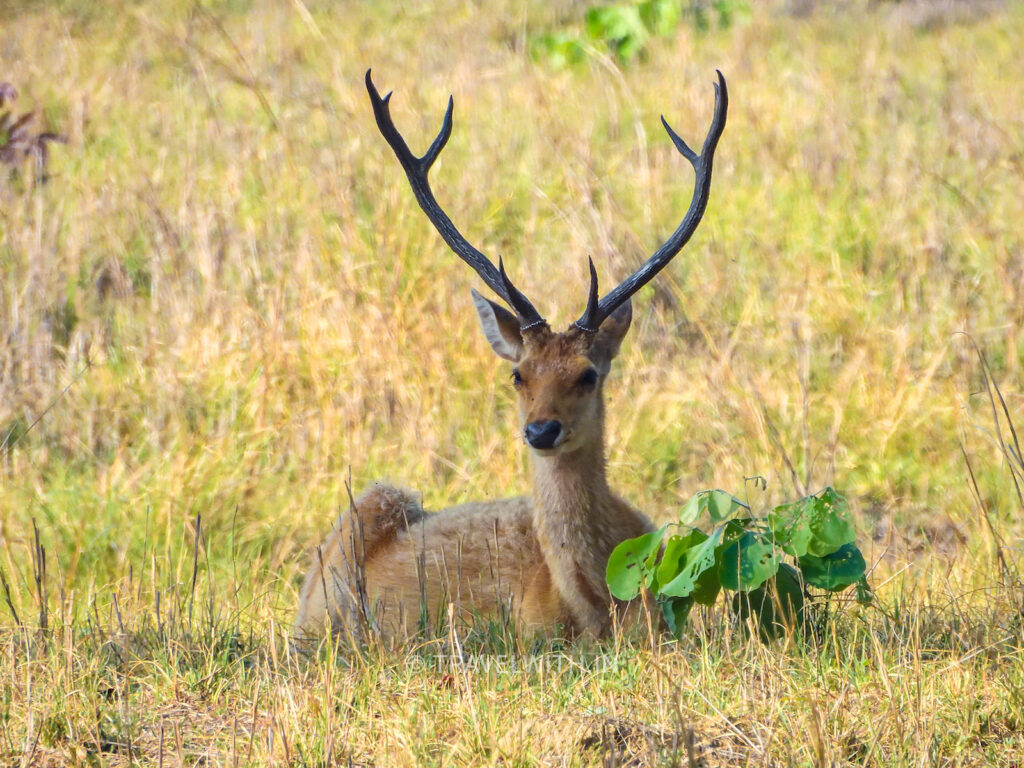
[1,0,1024,764]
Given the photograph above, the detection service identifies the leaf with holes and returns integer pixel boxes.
[606,526,667,600]
[606,486,867,637]
[806,487,856,557]
[657,526,723,598]
[770,487,854,558]
[690,556,723,606]
[768,497,816,557]
[655,530,704,586]
[717,530,782,592]
[656,529,723,605]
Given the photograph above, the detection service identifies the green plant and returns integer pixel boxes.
[585,4,651,62]
[607,488,870,639]
[689,0,751,33]
[528,32,587,69]
[531,1,751,66]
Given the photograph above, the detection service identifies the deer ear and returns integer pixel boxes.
[589,299,632,374]
[471,289,524,362]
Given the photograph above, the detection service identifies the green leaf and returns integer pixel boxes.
[677,493,703,525]
[732,563,805,641]
[690,558,723,606]
[678,490,746,526]
[606,526,667,600]
[655,529,705,585]
[660,595,693,636]
[770,488,855,558]
[655,528,723,605]
[721,518,754,544]
[707,490,746,523]
[799,543,866,592]
[658,527,723,598]
[807,487,856,557]
[718,531,782,592]
[769,498,815,557]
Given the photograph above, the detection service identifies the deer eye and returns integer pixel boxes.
[576,368,599,388]
[511,369,523,387]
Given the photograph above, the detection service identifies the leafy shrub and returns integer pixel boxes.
[607,487,871,640]
[531,0,751,66]
[585,4,651,61]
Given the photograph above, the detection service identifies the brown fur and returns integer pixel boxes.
[293,302,654,644]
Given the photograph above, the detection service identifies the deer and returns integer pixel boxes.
[293,69,728,644]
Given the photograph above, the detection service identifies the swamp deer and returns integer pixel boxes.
[293,69,728,643]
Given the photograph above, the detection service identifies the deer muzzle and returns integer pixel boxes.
[524,420,563,450]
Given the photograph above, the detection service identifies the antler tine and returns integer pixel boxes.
[365,69,545,329]
[575,70,728,333]
[498,257,547,329]
[581,256,600,327]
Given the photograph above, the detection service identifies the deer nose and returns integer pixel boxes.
[524,420,562,450]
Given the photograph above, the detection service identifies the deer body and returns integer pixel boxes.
[293,69,727,644]
[294,472,652,639]
[294,311,654,639]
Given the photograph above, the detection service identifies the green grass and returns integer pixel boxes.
[2,0,1024,764]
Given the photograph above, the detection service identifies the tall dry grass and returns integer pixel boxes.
[1,0,1023,764]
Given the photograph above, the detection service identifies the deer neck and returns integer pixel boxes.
[528,422,620,631]
[530,441,611,527]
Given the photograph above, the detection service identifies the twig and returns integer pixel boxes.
[191,3,279,129]
[1,361,92,456]
[751,384,805,498]
[31,518,47,633]
[0,565,20,626]
[187,512,202,633]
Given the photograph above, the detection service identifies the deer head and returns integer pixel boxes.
[366,70,728,456]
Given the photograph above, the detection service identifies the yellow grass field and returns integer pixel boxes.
[2,0,1023,764]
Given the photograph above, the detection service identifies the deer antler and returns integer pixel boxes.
[365,70,547,331]
[575,71,728,333]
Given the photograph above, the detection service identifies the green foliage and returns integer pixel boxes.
[604,525,666,600]
[528,32,586,68]
[607,487,869,640]
[531,0,751,66]
[689,0,751,33]
[585,4,650,61]
[732,563,805,641]
[769,487,856,558]
[799,543,868,592]
[718,530,784,592]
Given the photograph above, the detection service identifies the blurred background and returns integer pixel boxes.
[1,0,1021,611]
